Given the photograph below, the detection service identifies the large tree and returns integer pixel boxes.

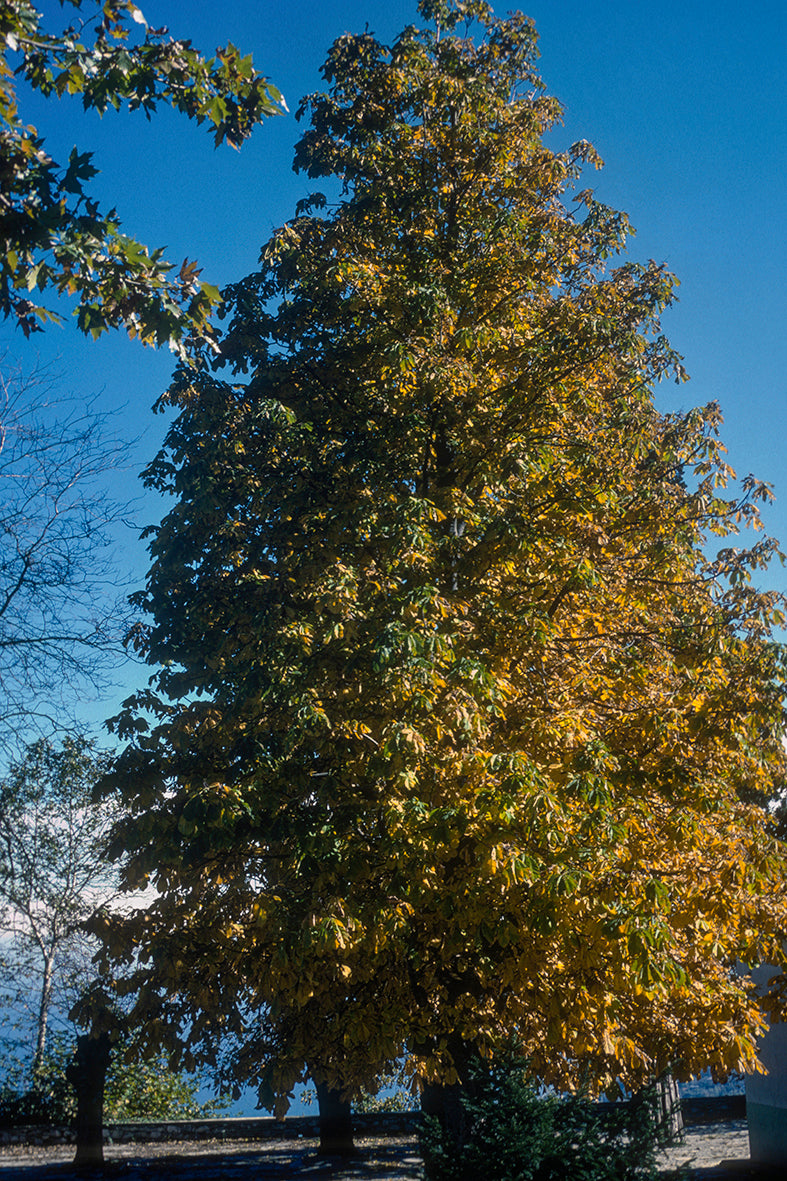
[98,0,787,1115]
[1,0,284,355]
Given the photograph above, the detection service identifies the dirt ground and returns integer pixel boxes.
[0,1122,779,1180]
[3,1134,419,1180]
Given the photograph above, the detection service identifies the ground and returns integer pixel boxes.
[0,1122,777,1179]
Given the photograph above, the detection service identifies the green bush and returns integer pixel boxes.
[0,1076,74,1126]
[420,1057,674,1181]
[104,1052,230,1122]
[0,1037,229,1127]
[0,1036,76,1127]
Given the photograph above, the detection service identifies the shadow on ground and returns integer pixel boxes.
[2,1135,783,1181]
[0,1141,424,1181]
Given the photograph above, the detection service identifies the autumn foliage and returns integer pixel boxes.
[98,0,787,1111]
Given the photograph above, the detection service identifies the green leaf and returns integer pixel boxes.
[199,281,222,303]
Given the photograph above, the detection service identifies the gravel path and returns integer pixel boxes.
[658,1120,752,1176]
[0,1123,775,1179]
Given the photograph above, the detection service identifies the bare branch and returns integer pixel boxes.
[0,359,137,754]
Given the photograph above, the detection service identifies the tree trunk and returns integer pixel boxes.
[32,952,54,1076]
[631,1071,683,1144]
[420,1038,479,1153]
[421,1076,471,1150]
[315,1079,355,1156]
[652,1072,683,1139]
[66,1032,111,1168]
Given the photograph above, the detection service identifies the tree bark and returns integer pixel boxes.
[315,1079,355,1156]
[630,1071,683,1144]
[420,1038,479,1153]
[652,1072,683,1139]
[66,1032,111,1168]
[421,1076,471,1150]
[32,952,54,1076]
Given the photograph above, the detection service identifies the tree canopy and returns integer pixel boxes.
[98,0,787,1111]
[0,0,284,355]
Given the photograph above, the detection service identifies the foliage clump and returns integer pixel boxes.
[0,1037,75,1127]
[103,1049,230,1122]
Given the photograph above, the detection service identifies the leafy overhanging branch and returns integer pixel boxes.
[0,0,286,356]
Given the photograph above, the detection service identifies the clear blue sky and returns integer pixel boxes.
[3,0,785,734]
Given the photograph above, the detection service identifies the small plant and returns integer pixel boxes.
[420,1055,673,1181]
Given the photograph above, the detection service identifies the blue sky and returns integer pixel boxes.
[3,0,786,734]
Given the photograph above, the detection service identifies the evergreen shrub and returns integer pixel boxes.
[420,1057,678,1181]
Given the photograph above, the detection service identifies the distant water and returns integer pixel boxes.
[678,1072,745,1097]
[195,1082,315,1119]
[204,1073,745,1118]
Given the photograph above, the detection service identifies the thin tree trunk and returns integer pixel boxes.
[32,952,54,1076]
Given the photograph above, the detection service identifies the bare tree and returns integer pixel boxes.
[0,735,115,1077]
[0,360,133,753]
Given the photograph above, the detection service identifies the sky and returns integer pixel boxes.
[2,0,786,737]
